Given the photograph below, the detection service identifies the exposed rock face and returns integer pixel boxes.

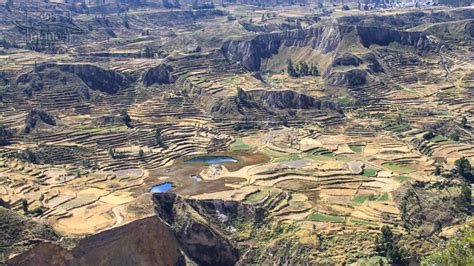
[9,217,185,266]
[222,24,430,72]
[0,207,59,259]
[153,193,313,265]
[356,26,430,49]
[15,63,132,96]
[154,193,240,266]
[222,25,343,71]
[362,52,384,73]
[202,88,343,123]
[142,64,177,86]
[7,193,315,265]
[24,109,58,134]
[43,64,132,94]
[332,53,362,67]
[327,69,368,87]
[251,90,341,112]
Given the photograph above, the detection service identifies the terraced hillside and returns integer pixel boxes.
[0,2,473,265]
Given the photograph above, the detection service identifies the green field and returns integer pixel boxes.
[382,163,416,174]
[376,192,389,201]
[352,195,370,204]
[309,212,345,223]
[350,218,378,226]
[431,135,447,143]
[244,190,267,203]
[274,153,300,163]
[229,137,252,151]
[352,193,388,204]
[363,168,378,177]
[349,145,363,153]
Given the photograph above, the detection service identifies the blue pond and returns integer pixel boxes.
[185,156,238,164]
[150,182,174,193]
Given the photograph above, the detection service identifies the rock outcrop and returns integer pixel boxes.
[154,193,241,266]
[16,63,132,94]
[222,24,431,72]
[41,63,132,94]
[0,207,59,259]
[24,109,59,134]
[142,64,177,86]
[7,193,315,265]
[250,89,342,112]
[356,26,431,49]
[222,25,343,71]
[8,217,185,266]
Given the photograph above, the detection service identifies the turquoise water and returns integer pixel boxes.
[150,182,173,193]
[185,156,238,164]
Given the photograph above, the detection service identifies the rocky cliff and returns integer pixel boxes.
[0,207,59,260]
[8,217,185,266]
[152,193,313,265]
[221,24,431,72]
[16,63,133,95]
[201,88,343,122]
[142,64,177,86]
[8,193,314,265]
[221,25,343,71]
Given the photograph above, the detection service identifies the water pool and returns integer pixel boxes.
[185,156,238,164]
[150,182,174,193]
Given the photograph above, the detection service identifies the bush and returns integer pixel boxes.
[455,157,472,181]
[450,132,460,141]
[233,122,260,131]
[21,148,38,164]
[348,75,366,87]
[422,227,474,265]
[374,226,407,264]
[120,110,132,128]
[0,124,10,145]
[423,131,435,140]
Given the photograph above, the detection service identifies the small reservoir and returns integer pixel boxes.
[185,156,238,164]
[150,182,174,193]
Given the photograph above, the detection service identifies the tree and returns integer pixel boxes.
[142,46,155,58]
[286,59,298,77]
[461,116,468,128]
[450,132,460,142]
[298,61,309,76]
[310,64,319,76]
[0,124,10,146]
[455,157,472,181]
[155,127,164,147]
[342,4,350,10]
[21,148,38,164]
[457,182,471,210]
[422,227,474,265]
[236,87,249,105]
[21,199,28,214]
[374,226,406,264]
[396,113,403,125]
[120,110,132,128]
[423,131,435,141]
[261,14,266,23]
[434,165,441,176]
[108,148,116,159]
[138,149,145,161]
